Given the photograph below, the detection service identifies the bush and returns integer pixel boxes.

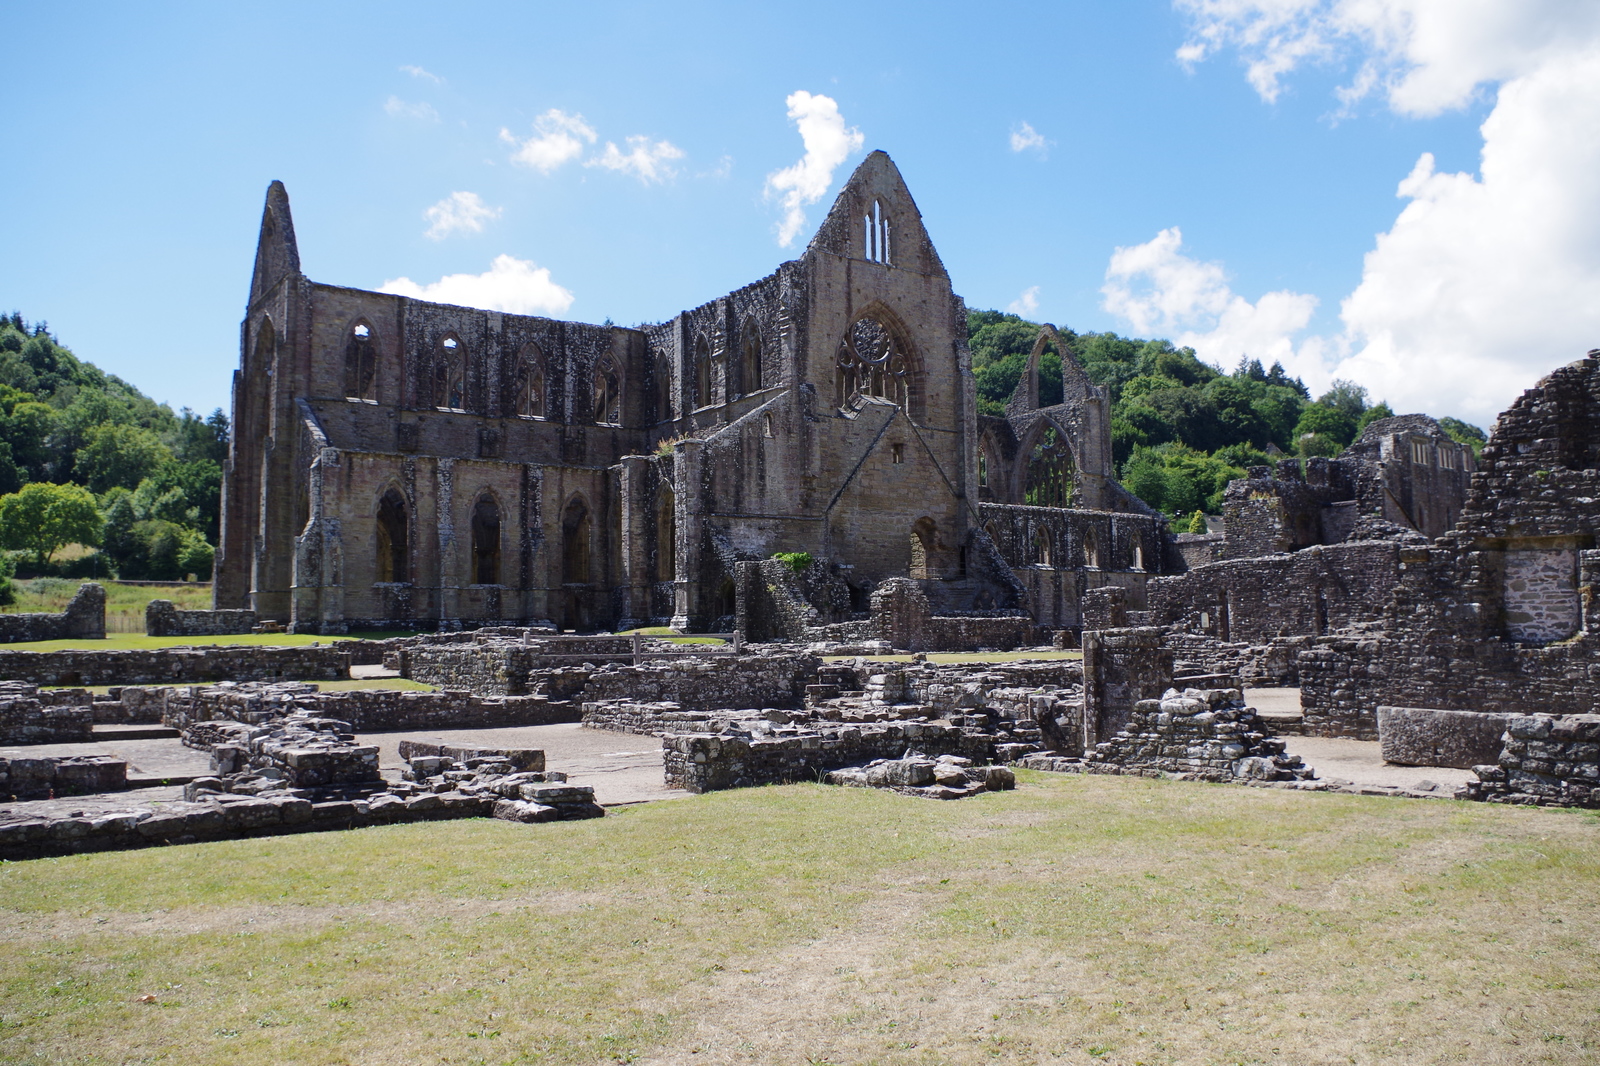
[0,552,14,606]
[108,518,214,581]
[771,551,814,573]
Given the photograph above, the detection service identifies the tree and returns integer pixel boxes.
[1294,403,1358,449]
[0,482,102,569]
[74,423,173,493]
[1440,416,1488,455]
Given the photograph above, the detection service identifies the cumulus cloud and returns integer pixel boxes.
[1008,286,1042,316]
[423,192,501,241]
[764,91,864,246]
[1010,122,1048,153]
[502,109,597,173]
[1158,0,1600,422]
[385,96,439,122]
[400,64,443,84]
[1102,227,1327,384]
[585,136,686,184]
[378,255,575,316]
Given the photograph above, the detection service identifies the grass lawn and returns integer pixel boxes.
[2,773,1595,1065]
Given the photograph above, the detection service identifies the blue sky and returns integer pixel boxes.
[3,0,1597,425]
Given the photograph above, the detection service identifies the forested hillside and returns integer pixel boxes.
[0,313,226,595]
[968,309,1487,525]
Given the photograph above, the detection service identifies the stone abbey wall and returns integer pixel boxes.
[0,644,350,686]
[146,599,258,637]
[0,583,104,644]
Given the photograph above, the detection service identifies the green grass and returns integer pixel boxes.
[1,578,215,634]
[1,773,1595,1064]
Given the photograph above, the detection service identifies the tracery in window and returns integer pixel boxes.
[344,321,377,401]
[741,321,762,395]
[434,335,465,409]
[835,315,910,410]
[1024,425,1072,508]
[515,343,546,418]
[376,489,408,583]
[593,355,621,424]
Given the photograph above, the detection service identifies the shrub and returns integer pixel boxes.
[771,551,814,573]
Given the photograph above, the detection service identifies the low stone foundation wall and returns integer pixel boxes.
[580,652,820,711]
[0,691,93,745]
[664,718,997,793]
[1,754,125,799]
[163,681,580,736]
[145,600,258,637]
[0,645,351,686]
[1460,714,1600,807]
[1078,688,1313,783]
[1378,706,1514,769]
[0,583,105,643]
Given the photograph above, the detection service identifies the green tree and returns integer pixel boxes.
[0,482,102,569]
[1294,403,1358,449]
[1439,416,1488,455]
[75,423,173,493]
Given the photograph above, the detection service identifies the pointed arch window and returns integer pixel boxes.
[656,356,674,422]
[376,489,408,584]
[694,335,712,410]
[835,314,911,411]
[862,199,892,265]
[515,342,546,419]
[344,321,378,401]
[593,355,621,425]
[741,320,762,395]
[910,518,936,578]
[434,335,465,409]
[1033,529,1052,567]
[471,495,501,585]
[562,498,591,584]
[1024,425,1073,508]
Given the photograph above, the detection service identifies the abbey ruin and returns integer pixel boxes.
[3,151,1598,860]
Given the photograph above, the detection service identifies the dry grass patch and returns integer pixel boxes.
[0,773,1596,1065]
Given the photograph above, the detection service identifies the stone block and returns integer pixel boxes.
[1378,706,1515,769]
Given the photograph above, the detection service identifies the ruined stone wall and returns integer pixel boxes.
[1077,688,1312,783]
[0,583,105,643]
[1082,627,1173,745]
[1,754,125,800]
[0,695,93,744]
[0,645,350,686]
[146,599,258,637]
[1461,713,1600,808]
[163,681,579,735]
[579,652,820,711]
[663,719,993,793]
[1146,540,1399,643]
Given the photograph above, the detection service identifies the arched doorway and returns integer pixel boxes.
[562,498,591,584]
[909,517,936,578]
[471,496,501,585]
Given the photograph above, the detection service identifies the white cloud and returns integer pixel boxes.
[1010,122,1048,153]
[1102,227,1327,384]
[502,109,597,173]
[385,96,439,122]
[400,65,443,84]
[1161,0,1600,422]
[585,135,686,184]
[423,191,501,241]
[378,255,575,316]
[1008,286,1042,316]
[764,91,864,247]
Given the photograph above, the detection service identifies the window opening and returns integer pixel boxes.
[863,199,892,265]
[763,412,774,438]
[1033,529,1052,567]
[1024,425,1072,507]
[656,488,675,582]
[562,499,591,584]
[376,489,408,583]
[471,496,501,585]
[694,335,712,409]
[978,453,988,486]
[1083,530,1100,568]
[910,518,935,578]
[516,343,546,418]
[741,324,762,395]
[593,356,621,424]
[656,357,673,422]
[891,443,904,464]
[434,335,465,409]
[344,321,378,401]
[835,315,910,410]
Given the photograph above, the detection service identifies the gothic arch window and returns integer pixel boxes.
[344,321,378,401]
[1024,424,1073,508]
[978,452,989,487]
[1033,529,1052,567]
[740,320,762,395]
[254,318,276,375]
[910,517,936,578]
[862,199,892,265]
[694,335,712,410]
[562,497,591,584]
[835,313,913,413]
[656,355,673,423]
[1083,529,1101,569]
[515,342,546,419]
[376,489,409,584]
[656,486,675,582]
[434,334,465,409]
[593,355,621,425]
[469,495,501,585]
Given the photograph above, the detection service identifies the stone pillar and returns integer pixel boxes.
[290,447,346,634]
[435,458,460,630]
[617,455,651,629]
[871,577,932,652]
[671,438,704,631]
[1082,626,1172,749]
